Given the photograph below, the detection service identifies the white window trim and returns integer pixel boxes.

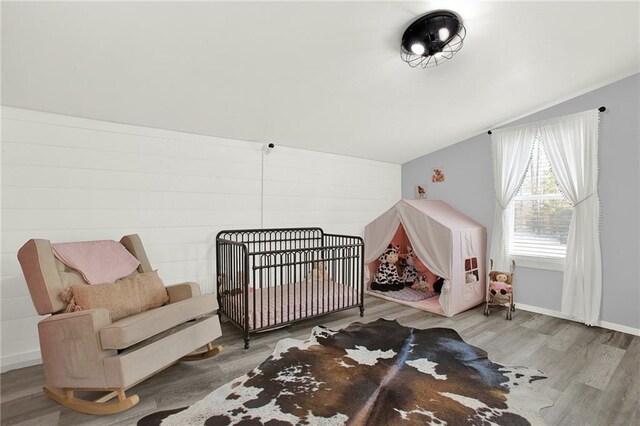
[511,254,564,272]
[515,194,565,201]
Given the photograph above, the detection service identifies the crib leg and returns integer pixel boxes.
[244,333,250,350]
[359,305,365,317]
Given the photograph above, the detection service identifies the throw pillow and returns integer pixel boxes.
[60,270,169,321]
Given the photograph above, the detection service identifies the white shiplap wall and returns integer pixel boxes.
[263,147,399,234]
[0,107,400,371]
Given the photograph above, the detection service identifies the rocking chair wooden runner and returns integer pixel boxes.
[483,259,516,320]
[17,235,223,415]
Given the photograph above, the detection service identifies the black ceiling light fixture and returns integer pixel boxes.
[401,10,466,68]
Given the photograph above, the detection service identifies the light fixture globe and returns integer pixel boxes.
[401,10,466,68]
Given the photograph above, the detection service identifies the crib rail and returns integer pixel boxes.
[216,228,364,348]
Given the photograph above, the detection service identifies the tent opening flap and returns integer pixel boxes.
[366,224,443,287]
[366,223,445,314]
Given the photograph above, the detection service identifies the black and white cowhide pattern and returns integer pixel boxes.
[401,247,419,285]
[138,319,552,426]
[371,244,403,292]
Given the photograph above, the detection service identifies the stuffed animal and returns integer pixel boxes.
[411,275,430,292]
[401,247,419,285]
[306,261,330,284]
[218,271,246,297]
[489,273,512,297]
[371,244,403,292]
[433,276,445,293]
[465,272,477,284]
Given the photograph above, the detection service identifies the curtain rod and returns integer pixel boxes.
[487,106,606,135]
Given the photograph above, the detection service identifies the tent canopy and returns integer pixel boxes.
[364,200,487,317]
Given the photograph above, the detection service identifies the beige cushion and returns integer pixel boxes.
[99,293,217,350]
[64,271,169,321]
[55,258,89,287]
[102,315,222,388]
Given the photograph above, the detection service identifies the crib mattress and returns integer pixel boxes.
[233,280,360,330]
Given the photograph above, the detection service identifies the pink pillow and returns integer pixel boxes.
[52,240,141,284]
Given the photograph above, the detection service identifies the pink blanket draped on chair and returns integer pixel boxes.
[51,240,141,284]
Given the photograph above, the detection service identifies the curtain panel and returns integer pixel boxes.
[540,110,601,325]
[490,109,601,325]
[489,126,536,272]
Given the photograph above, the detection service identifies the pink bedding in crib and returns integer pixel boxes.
[238,280,360,330]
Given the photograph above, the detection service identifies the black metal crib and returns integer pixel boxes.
[216,228,364,348]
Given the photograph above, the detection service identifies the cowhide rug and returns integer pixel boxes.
[138,319,552,425]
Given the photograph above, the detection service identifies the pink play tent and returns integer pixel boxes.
[364,200,487,317]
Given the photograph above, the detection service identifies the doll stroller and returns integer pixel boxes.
[484,259,516,320]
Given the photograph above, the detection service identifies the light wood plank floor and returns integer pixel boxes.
[1,295,638,425]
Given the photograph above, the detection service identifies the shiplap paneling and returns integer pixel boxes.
[263,147,399,235]
[0,107,400,371]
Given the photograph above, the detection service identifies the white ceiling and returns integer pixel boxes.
[2,1,639,164]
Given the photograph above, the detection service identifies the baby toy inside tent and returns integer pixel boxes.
[364,199,487,317]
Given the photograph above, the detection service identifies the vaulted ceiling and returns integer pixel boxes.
[2,1,639,163]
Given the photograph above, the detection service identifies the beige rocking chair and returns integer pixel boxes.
[17,234,223,415]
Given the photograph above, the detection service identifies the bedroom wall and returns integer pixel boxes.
[0,107,400,371]
[402,73,640,333]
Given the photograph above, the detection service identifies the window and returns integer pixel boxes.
[509,139,572,270]
[463,257,479,295]
[464,257,479,281]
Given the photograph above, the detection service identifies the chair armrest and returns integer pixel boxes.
[166,282,201,304]
[38,309,115,389]
[39,308,112,326]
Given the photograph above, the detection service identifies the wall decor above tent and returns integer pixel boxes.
[432,168,445,183]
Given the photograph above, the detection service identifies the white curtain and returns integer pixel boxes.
[489,126,537,271]
[396,202,451,280]
[539,110,601,325]
[363,205,401,263]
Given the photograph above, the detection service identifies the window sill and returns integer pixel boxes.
[511,255,564,272]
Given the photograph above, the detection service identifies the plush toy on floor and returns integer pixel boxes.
[401,246,419,286]
[371,244,403,292]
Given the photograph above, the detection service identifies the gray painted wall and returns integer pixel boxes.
[402,74,640,330]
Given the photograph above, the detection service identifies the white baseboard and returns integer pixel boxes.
[1,350,42,373]
[598,319,640,337]
[516,303,640,337]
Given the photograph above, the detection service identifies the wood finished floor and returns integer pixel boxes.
[1,295,638,426]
